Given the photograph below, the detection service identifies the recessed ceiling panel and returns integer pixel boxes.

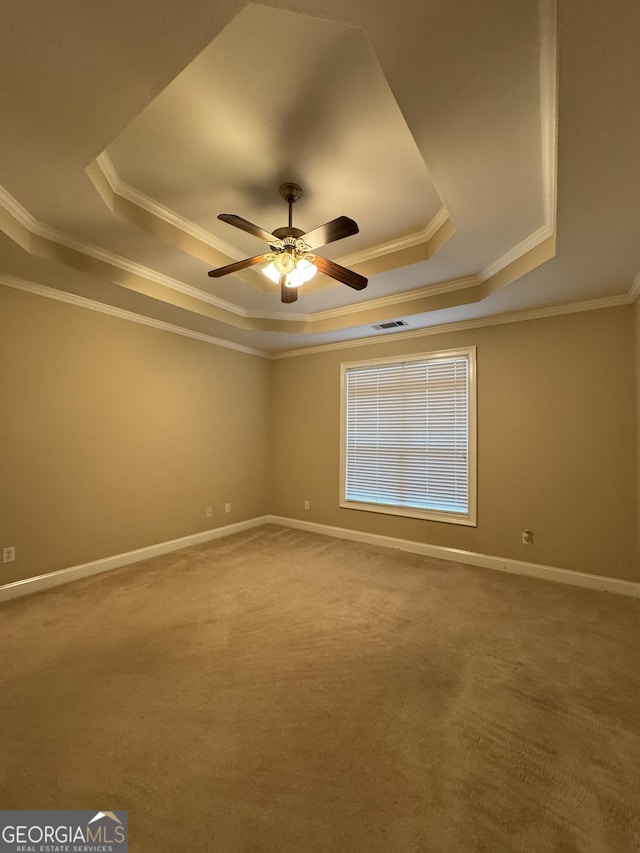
[105,4,443,259]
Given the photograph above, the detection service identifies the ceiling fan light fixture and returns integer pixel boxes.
[211,183,366,302]
[297,257,317,281]
[273,250,295,275]
[284,271,302,288]
[262,261,280,284]
[263,254,317,288]
[285,256,318,288]
[296,258,318,281]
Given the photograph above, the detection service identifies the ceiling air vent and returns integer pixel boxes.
[372,320,409,331]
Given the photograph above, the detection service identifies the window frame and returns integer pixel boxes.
[339,346,477,526]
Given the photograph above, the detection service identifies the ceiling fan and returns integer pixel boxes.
[208,183,367,303]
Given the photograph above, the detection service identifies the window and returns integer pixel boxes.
[340,347,476,526]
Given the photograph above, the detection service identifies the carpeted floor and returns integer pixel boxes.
[1,525,639,852]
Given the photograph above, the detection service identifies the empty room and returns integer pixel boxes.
[1,1,639,851]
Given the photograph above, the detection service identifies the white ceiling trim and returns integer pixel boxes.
[480,224,553,281]
[3,272,634,362]
[96,152,450,270]
[90,2,561,291]
[250,275,482,323]
[91,155,558,313]
[0,182,517,327]
[0,274,267,358]
[0,10,563,345]
[540,0,558,235]
[95,153,243,260]
[272,293,635,360]
[0,183,247,316]
[0,182,571,338]
[72,17,563,329]
[0,183,472,328]
[337,207,450,266]
[91,154,558,297]
[83,158,559,317]
[480,0,558,284]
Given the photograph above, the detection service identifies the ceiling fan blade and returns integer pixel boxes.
[302,216,359,249]
[313,255,368,290]
[218,214,277,243]
[208,254,269,277]
[280,276,298,303]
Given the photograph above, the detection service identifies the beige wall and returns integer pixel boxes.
[0,286,270,584]
[270,306,638,581]
[2,287,638,588]
[636,295,640,569]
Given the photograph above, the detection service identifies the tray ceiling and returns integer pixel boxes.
[1,0,639,354]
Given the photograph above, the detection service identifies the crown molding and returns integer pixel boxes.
[0,4,560,340]
[0,183,248,317]
[0,183,464,330]
[96,153,453,271]
[466,0,557,285]
[1,4,562,341]
[0,275,267,358]
[480,224,553,281]
[250,275,480,323]
[0,183,480,327]
[0,181,543,332]
[4,271,635,362]
[540,0,558,234]
[338,207,449,267]
[43,227,246,316]
[1,179,610,347]
[95,153,242,260]
[92,149,561,304]
[88,158,280,295]
[90,154,558,310]
[0,183,38,231]
[0,41,563,348]
[271,293,634,359]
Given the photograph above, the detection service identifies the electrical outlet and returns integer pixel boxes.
[205,506,213,518]
[2,546,16,564]
[304,500,310,510]
[522,529,534,546]
[225,503,231,513]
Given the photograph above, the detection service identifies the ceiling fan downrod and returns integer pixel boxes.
[279,182,303,229]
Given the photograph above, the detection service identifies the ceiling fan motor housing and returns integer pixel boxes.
[279,182,303,204]
[272,226,305,240]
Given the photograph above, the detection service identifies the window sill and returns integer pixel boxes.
[340,498,477,527]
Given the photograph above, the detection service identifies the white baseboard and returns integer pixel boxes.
[0,516,270,603]
[3,514,637,603]
[266,515,640,599]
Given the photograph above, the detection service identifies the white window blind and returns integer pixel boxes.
[342,350,475,524]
